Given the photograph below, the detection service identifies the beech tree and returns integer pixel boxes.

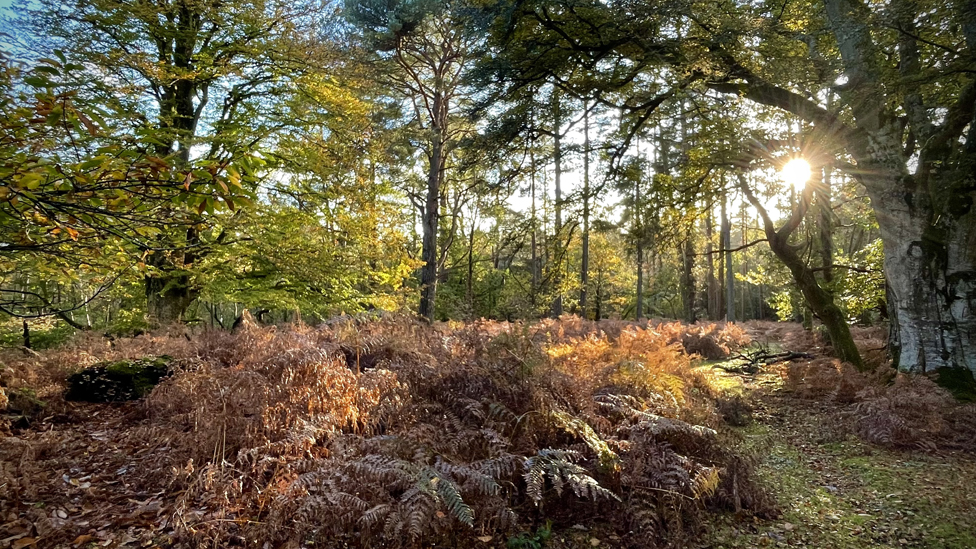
[481,0,976,373]
[12,0,324,324]
[0,51,249,328]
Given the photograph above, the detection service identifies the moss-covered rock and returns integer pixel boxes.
[65,356,172,402]
[5,387,46,414]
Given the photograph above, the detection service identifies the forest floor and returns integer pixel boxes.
[1,319,974,549]
[696,354,976,548]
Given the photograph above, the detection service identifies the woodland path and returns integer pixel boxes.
[698,365,976,549]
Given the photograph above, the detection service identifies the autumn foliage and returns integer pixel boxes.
[1,317,768,548]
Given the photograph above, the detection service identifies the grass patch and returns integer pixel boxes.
[700,399,976,549]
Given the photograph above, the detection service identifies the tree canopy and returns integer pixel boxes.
[2,0,973,375]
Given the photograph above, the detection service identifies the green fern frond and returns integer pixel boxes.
[434,474,475,525]
[523,449,620,505]
[549,410,621,472]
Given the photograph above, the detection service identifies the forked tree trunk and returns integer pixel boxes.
[738,173,864,369]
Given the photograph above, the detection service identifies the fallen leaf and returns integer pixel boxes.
[476,536,492,542]
[12,538,37,549]
[0,533,27,546]
[589,538,601,547]
[73,535,95,546]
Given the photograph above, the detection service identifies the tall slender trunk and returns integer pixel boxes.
[530,149,539,302]
[580,105,591,318]
[467,216,476,317]
[817,166,834,286]
[705,210,718,319]
[740,203,748,321]
[636,245,644,320]
[551,94,564,317]
[722,193,734,322]
[418,93,446,321]
[681,235,696,323]
[635,179,644,321]
[595,267,603,320]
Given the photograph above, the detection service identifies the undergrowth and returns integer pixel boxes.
[772,325,976,451]
[1,316,770,548]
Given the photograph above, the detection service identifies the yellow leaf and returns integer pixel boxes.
[76,112,99,136]
[145,156,169,169]
[13,537,37,549]
[73,535,94,547]
[19,173,43,190]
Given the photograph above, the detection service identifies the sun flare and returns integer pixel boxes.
[782,158,812,188]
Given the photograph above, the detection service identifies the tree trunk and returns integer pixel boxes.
[705,210,718,319]
[580,105,591,318]
[738,174,864,369]
[530,149,539,302]
[146,225,198,326]
[722,193,734,322]
[595,268,603,320]
[635,152,644,321]
[467,216,476,317]
[418,92,447,322]
[146,272,196,325]
[636,244,644,320]
[816,167,834,286]
[551,94,564,317]
[777,234,863,368]
[681,235,696,323]
[866,180,976,373]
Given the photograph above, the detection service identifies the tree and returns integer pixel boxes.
[12,0,323,323]
[480,0,976,373]
[346,0,480,321]
[0,51,247,327]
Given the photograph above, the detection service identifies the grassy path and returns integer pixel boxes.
[699,370,976,549]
